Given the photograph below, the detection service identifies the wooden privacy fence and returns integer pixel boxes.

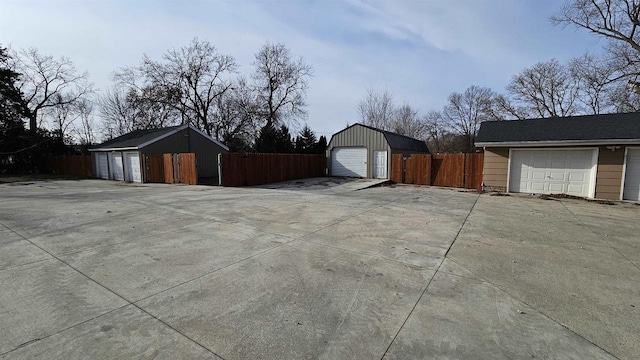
[161,153,197,185]
[142,155,165,183]
[220,153,326,186]
[50,155,94,177]
[392,153,483,190]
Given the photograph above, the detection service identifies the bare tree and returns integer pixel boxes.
[569,53,619,114]
[506,59,581,118]
[357,87,396,129]
[99,86,139,139]
[392,103,427,139]
[115,38,237,136]
[211,77,261,149]
[73,99,95,145]
[10,47,93,132]
[48,93,79,143]
[553,0,640,78]
[442,85,496,152]
[253,42,313,128]
[608,81,640,111]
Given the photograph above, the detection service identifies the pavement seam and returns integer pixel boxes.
[442,259,621,359]
[0,304,130,357]
[559,200,640,273]
[132,192,413,304]
[0,221,226,360]
[379,192,481,359]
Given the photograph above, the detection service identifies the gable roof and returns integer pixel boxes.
[336,123,430,152]
[476,112,640,147]
[90,124,229,151]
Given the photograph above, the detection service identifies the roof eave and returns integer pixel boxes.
[88,147,139,152]
[476,138,640,148]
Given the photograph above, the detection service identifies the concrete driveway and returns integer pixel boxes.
[0,179,638,359]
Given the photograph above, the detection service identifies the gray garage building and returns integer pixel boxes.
[89,124,228,183]
[327,123,430,179]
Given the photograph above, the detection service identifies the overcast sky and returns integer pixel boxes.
[1,0,601,138]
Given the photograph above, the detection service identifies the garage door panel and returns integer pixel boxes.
[110,153,124,181]
[623,148,640,201]
[510,149,595,198]
[331,147,367,178]
[97,154,109,179]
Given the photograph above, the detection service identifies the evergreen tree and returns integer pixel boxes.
[274,124,294,153]
[254,123,278,153]
[254,124,294,153]
[315,135,327,154]
[295,125,317,154]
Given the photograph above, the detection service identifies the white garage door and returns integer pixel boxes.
[97,153,109,179]
[110,153,124,181]
[509,149,597,198]
[124,152,142,183]
[623,148,640,201]
[331,147,367,177]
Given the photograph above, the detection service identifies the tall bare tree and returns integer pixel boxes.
[10,47,93,132]
[506,59,581,118]
[211,77,261,150]
[442,85,496,152]
[73,99,96,145]
[392,103,427,139]
[553,0,640,78]
[357,87,396,129]
[253,42,313,128]
[569,53,619,114]
[114,38,237,136]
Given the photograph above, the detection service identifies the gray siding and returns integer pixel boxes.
[327,124,391,178]
[140,128,228,178]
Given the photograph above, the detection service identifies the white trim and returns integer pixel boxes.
[621,146,640,201]
[187,125,230,151]
[89,147,138,152]
[506,148,513,193]
[507,147,599,198]
[476,139,640,148]
[590,148,599,199]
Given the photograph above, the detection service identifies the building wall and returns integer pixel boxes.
[482,145,629,199]
[482,147,509,192]
[141,128,228,178]
[595,146,625,200]
[327,124,391,178]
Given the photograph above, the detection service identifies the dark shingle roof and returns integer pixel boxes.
[91,126,182,150]
[476,112,640,144]
[356,123,430,152]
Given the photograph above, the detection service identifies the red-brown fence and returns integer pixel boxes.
[220,153,326,186]
[392,153,483,190]
[161,153,197,185]
[405,154,432,185]
[142,154,165,183]
[50,155,94,177]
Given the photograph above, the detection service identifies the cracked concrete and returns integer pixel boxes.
[0,179,637,359]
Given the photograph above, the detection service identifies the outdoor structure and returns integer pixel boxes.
[475,112,640,201]
[89,124,228,183]
[327,123,430,179]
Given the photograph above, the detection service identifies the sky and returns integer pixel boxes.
[0,0,603,138]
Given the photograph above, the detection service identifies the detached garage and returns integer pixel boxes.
[90,124,228,183]
[475,112,640,200]
[327,123,430,179]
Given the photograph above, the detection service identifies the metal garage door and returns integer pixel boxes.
[97,153,109,179]
[124,152,142,183]
[331,147,367,177]
[110,153,124,181]
[623,148,640,201]
[509,149,597,198]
